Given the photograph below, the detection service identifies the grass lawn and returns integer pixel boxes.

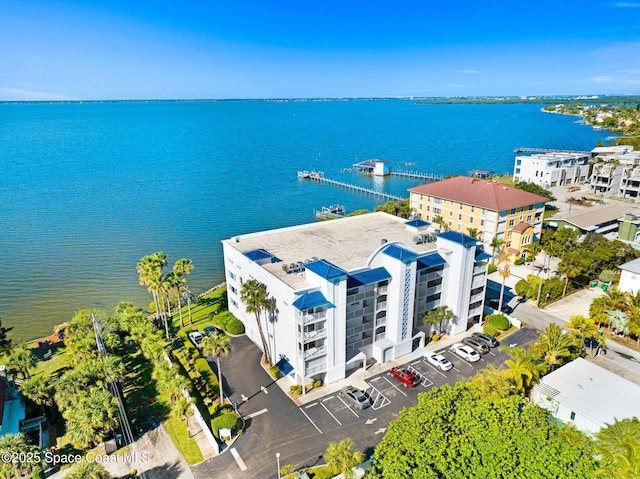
[171,286,228,331]
[163,413,204,464]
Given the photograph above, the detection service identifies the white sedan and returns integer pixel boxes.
[449,343,481,362]
[424,352,453,371]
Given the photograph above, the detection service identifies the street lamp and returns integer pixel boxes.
[276,452,281,479]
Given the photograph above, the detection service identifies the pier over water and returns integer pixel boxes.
[297,171,405,201]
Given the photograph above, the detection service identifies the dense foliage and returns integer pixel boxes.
[369,383,597,478]
[374,199,413,219]
[514,181,556,201]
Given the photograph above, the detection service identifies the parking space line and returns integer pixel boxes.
[299,406,323,434]
[382,375,408,396]
[364,384,390,410]
[421,359,448,378]
[407,365,433,388]
[230,448,247,471]
[321,402,342,425]
[336,395,360,418]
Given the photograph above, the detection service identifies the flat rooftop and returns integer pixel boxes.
[540,358,640,428]
[223,212,438,289]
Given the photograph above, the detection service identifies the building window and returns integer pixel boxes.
[433,207,441,215]
[458,214,462,220]
[470,217,474,224]
[426,206,430,211]
[230,299,238,308]
[459,203,463,210]
[529,204,534,210]
[480,220,484,226]
[434,197,441,204]
[482,209,486,216]
[527,215,532,222]
[450,200,454,205]
[509,219,515,226]
[448,221,452,227]
[511,208,516,215]
[471,206,475,213]
[229,271,236,281]
[570,411,576,421]
[449,211,453,216]
[457,224,461,231]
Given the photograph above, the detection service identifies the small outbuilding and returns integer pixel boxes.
[532,358,640,435]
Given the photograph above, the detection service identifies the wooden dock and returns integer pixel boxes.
[298,171,405,201]
[389,169,442,182]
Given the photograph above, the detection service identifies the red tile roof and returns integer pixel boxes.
[409,176,549,211]
[513,222,532,233]
[507,248,521,255]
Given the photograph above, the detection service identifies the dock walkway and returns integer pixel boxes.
[298,171,404,201]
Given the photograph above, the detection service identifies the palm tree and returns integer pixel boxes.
[534,323,579,371]
[496,249,511,312]
[503,357,534,394]
[324,438,364,479]
[423,306,453,336]
[137,252,170,338]
[18,376,54,412]
[65,459,112,479]
[433,215,447,231]
[7,344,37,379]
[240,279,273,365]
[558,251,582,297]
[165,270,185,328]
[467,227,480,240]
[201,333,232,407]
[174,258,195,324]
[595,417,640,479]
[0,433,42,479]
[490,236,504,264]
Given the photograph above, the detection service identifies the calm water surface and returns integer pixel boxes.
[0,100,609,340]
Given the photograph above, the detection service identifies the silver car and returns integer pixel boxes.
[340,386,371,410]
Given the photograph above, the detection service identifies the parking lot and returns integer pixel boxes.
[296,328,540,437]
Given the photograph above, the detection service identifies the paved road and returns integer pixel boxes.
[192,329,538,479]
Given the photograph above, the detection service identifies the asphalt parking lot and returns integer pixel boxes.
[193,328,539,479]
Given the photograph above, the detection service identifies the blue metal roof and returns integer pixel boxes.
[305,259,347,282]
[347,267,392,288]
[475,250,492,262]
[417,253,446,270]
[275,357,294,376]
[243,248,281,263]
[292,291,333,311]
[381,244,419,264]
[437,231,478,248]
[404,218,430,228]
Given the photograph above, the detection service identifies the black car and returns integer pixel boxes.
[472,331,500,348]
[488,299,513,314]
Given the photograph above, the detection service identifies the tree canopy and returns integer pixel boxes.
[368,383,597,479]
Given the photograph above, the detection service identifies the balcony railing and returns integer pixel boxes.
[376,285,388,294]
[305,362,327,376]
[302,328,326,343]
[376,300,387,311]
[304,345,327,360]
[301,311,326,324]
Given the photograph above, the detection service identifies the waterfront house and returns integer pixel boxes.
[408,176,548,259]
[222,212,489,388]
[618,258,640,296]
[512,151,591,188]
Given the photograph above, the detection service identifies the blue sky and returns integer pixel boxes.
[1,0,639,100]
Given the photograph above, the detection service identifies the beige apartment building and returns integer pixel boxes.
[408,176,548,259]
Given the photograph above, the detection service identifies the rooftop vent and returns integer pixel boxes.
[381,239,388,245]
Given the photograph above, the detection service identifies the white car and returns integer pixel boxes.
[424,352,453,371]
[449,343,480,362]
[188,330,204,348]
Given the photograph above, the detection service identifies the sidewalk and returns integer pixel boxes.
[278,324,483,406]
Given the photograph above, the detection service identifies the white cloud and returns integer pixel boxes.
[457,70,481,74]
[613,2,640,6]
[0,87,76,101]
[590,76,615,82]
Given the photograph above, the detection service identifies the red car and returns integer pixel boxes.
[390,366,419,387]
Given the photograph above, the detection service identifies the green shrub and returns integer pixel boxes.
[211,411,238,439]
[599,269,615,283]
[487,314,510,331]
[290,384,303,396]
[483,323,499,336]
[269,366,283,380]
[487,264,497,274]
[313,379,323,389]
[515,279,531,298]
[213,311,245,335]
[431,333,440,342]
[514,258,525,265]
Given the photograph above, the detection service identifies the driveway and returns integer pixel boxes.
[192,330,538,479]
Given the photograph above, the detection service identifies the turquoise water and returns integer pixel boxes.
[0,100,609,340]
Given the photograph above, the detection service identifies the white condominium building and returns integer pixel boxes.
[512,151,591,188]
[222,212,489,387]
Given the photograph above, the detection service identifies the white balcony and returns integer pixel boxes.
[302,328,326,343]
[304,345,327,360]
